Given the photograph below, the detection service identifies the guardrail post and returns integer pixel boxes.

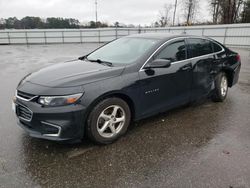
[80,30,83,43]
[202,28,205,36]
[7,32,10,44]
[115,26,118,39]
[184,28,187,34]
[128,29,130,35]
[25,31,29,46]
[98,30,101,43]
[223,27,228,45]
[62,31,64,44]
[44,31,47,44]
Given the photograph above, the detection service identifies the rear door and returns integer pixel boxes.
[187,38,215,100]
[138,39,193,117]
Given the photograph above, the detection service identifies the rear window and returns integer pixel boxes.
[212,42,223,52]
[187,38,213,58]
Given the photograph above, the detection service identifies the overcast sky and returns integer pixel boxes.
[0,0,211,25]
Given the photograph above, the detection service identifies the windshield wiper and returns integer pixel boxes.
[78,56,113,67]
[89,59,113,67]
[78,55,88,61]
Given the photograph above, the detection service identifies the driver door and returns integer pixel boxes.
[138,39,193,117]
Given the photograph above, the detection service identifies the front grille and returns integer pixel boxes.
[17,104,33,121]
[17,90,36,101]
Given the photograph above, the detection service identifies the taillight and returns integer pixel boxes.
[236,54,241,62]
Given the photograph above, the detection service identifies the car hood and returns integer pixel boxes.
[23,60,125,88]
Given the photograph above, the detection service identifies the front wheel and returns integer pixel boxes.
[212,72,228,102]
[87,98,131,144]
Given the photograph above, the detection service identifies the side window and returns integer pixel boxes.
[155,41,186,62]
[188,38,213,58]
[213,42,223,53]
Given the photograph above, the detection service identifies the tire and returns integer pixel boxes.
[212,72,228,102]
[87,97,131,144]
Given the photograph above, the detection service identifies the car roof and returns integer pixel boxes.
[126,33,207,41]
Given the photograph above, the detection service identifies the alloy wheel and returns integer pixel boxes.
[220,75,228,97]
[97,105,126,138]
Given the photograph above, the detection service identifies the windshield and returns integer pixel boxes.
[87,37,159,64]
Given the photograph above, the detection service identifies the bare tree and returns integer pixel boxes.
[158,3,173,27]
[183,0,199,25]
[232,0,245,22]
[211,0,220,24]
[241,0,250,23]
[210,0,245,24]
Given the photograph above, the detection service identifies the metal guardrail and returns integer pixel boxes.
[0,23,250,47]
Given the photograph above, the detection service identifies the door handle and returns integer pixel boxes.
[180,63,192,71]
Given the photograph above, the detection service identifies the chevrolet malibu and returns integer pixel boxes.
[13,33,241,144]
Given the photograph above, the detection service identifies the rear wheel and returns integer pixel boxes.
[87,98,131,144]
[212,72,228,102]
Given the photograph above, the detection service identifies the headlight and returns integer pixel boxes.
[38,93,83,107]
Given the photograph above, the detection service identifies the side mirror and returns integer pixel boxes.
[144,59,171,69]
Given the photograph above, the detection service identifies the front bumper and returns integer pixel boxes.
[14,98,87,142]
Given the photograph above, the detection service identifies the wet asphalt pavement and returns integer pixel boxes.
[0,44,250,188]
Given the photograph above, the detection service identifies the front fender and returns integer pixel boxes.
[80,72,140,121]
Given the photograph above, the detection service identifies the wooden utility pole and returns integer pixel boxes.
[173,0,178,26]
[95,0,98,27]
